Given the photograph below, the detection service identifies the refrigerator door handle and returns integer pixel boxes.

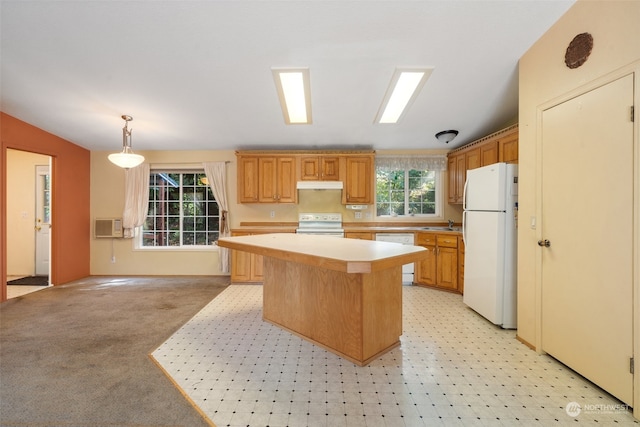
[462,175,469,210]
[462,210,467,246]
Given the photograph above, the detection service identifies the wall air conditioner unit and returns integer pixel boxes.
[94,218,123,238]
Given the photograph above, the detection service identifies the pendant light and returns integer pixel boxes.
[108,115,145,168]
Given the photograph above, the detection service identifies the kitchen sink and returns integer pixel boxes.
[421,226,461,231]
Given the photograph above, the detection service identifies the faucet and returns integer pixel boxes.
[448,219,454,230]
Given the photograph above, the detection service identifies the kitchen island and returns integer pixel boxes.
[217,233,428,366]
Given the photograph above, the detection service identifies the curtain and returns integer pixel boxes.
[203,161,230,273]
[375,155,447,171]
[122,163,150,239]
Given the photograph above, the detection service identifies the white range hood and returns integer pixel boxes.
[296,181,343,190]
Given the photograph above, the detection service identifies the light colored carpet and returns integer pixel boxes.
[0,275,228,427]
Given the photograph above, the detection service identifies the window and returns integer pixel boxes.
[375,155,447,217]
[376,168,438,216]
[141,171,219,248]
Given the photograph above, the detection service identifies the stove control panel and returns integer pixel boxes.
[298,213,342,223]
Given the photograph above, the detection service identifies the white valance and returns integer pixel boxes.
[375,155,447,172]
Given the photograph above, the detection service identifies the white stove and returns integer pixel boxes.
[296,213,344,237]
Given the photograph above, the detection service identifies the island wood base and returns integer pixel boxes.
[262,257,402,366]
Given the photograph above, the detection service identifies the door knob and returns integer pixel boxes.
[537,239,551,247]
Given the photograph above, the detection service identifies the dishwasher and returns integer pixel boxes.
[375,233,415,284]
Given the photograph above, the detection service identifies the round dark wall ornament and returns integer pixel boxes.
[565,32,593,69]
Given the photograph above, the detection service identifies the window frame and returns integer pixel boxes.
[375,167,444,219]
[134,169,220,251]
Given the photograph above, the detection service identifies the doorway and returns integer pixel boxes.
[540,74,634,405]
[6,149,52,298]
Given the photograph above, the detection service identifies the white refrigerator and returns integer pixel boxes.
[462,162,518,329]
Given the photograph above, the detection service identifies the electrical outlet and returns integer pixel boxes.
[111,256,116,263]
[365,212,371,219]
[270,211,275,218]
[354,212,362,219]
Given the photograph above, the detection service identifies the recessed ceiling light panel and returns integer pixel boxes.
[375,67,434,124]
[272,67,312,125]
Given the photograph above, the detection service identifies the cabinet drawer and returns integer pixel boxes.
[416,233,436,246]
[345,232,373,240]
[436,235,458,248]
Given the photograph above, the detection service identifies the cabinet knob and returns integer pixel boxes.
[537,239,551,247]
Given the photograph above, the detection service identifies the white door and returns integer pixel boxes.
[541,74,634,405]
[34,165,50,277]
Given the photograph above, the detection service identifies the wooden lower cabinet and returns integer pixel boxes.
[414,232,459,293]
[231,231,291,282]
[458,236,465,294]
[345,231,374,240]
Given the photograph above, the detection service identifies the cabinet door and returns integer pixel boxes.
[300,156,320,180]
[277,157,297,203]
[499,132,518,163]
[480,141,499,166]
[230,232,251,282]
[321,156,340,180]
[238,157,259,203]
[343,156,372,204]
[258,157,278,202]
[345,232,373,240]
[416,246,437,285]
[447,156,458,204]
[437,247,458,290]
[465,147,481,171]
[458,236,465,294]
[455,155,465,204]
[252,253,264,281]
[258,157,297,203]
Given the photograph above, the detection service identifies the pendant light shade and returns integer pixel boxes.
[108,115,144,168]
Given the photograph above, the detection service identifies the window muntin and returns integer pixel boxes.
[376,168,438,217]
[142,171,219,248]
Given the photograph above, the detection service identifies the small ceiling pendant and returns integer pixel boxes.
[108,115,145,168]
[565,32,593,69]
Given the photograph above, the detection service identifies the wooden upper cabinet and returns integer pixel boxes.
[258,157,296,203]
[300,156,340,181]
[237,157,259,203]
[277,157,297,203]
[237,150,374,204]
[446,124,518,204]
[237,154,297,204]
[343,155,373,204]
[447,156,457,204]
[465,147,481,171]
[258,157,277,202]
[481,140,499,166]
[447,153,466,204]
[499,131,518,163]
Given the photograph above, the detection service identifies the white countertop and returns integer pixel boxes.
[218,233,428,273]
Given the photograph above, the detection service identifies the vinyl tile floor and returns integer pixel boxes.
[6,276,50,299]
[152,285,637,427]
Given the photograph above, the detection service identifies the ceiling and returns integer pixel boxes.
[0,0,575,152]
